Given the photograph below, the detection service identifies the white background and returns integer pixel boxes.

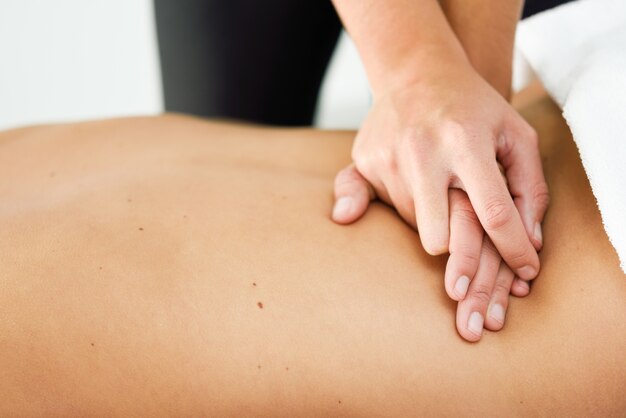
[0,0,371,131]
[0,1,532,131]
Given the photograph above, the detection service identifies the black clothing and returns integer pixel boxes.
[154,0,575,126]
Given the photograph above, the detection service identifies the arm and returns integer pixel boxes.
[439,0,524,99]
[330,0,549,341]
[330,0,523,98]
[439,0,538,329]
[330,0,469,97]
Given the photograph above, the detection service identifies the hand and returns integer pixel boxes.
[332,61,548,279]
[331,170,532,342]
[446,189,531,342]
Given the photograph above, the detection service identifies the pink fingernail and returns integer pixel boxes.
[332,197,353,220]
[454,276,470,299]
[534,222,543,246]
[468,312,484,336]
[489,303,505,324]
[517,265,537,280]
[518,280,530,293]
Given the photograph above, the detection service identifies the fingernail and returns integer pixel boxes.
[489,303,505,324]
[517,265,537,280]
[332,197,353,220]
[518,279,530,293]
[468,312,484,336]
[454,275,470,299]
[534,222,543,246]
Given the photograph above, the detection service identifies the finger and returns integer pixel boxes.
[483,262,515,331]
[445,189,483,301]
[332,164,376,224]
[413,184,449,256]
[380,174,416,229]
[511,278,531,298]
[456,237,501,342]
[460,158,539,280]
[398,146,450,255]
[498,120,550,250]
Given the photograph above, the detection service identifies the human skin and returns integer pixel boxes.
[330,0,547,284]
[0,92,625,416]
[331,0,538,341]
[438,0,523,99]
[438,0,534,338]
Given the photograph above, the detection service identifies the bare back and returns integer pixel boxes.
[0,92,624,416]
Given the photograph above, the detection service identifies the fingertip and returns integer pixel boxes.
[511,278,530,297]
[523,216,543,251]
[516,263,539,281]
[445,257,470,301]
[332,196,362,224]
[457,311,484,343]
[419,219,450,256]
[453,275,470,300]
[422,239,449,256]
[332,164,375,225]
[484,302,506,331]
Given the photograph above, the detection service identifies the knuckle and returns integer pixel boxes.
[496,133,512,157]
[334,169,366,196]
[334,177,363,195]
[376,147,398,174]
[451,133,491,170]
[469,283,492,305]
[505,247,532,268]
[399,127,431,171]
[493,281,512,296]
[452,199,479,225]
[352,153,376,180]
[352,151,368,171]
[443,118,468,139]
[334,166,358,185]
[445,119,480,147]
[481,238,500,258]
[483,198,513,231]
[455,250,480,271]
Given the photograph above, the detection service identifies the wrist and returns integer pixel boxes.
[465,49,514,100]
[369,43,471,101]
[370,45,473,101]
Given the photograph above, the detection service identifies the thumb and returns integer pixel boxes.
[332,163,376,224]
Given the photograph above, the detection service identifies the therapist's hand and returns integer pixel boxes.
[332,168,533,342]
[332,61,548,280]
[446,189,531,342]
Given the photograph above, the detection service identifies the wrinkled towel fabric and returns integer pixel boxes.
[517,0,626,273]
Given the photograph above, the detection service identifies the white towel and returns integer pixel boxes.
[517,0,626,273]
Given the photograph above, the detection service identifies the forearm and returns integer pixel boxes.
[439,0,523,99]
[331,0,470,97]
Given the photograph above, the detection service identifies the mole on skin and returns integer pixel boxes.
[257,302,263,309]
[138,227,144,231]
